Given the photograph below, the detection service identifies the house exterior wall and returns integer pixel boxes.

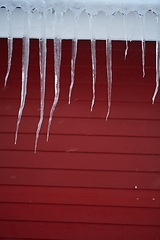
[0,38,160,239]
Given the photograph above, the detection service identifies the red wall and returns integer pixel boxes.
[0,38,160,239]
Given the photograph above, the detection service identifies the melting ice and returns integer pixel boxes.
[1,2,160,150]
[140,14,146,77]
[123,14,128,59]
[90,38,96,111]
[47,37,62,142]
[35,12,47,152]
[4,10,13,87]
[15,11,31,144]
[68,38,78,104]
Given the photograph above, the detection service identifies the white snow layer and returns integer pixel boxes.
[0,0,160,151]
[0,0,160,15]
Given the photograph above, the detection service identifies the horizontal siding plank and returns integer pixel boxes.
[0,238,63,240]
[0,186,159,208]
[0,151,159,172]
[0,64,157,85]
[1,82,160,103]
[0,133,160,155]
[0,168,159,190]
[0,116,160,138]
[0,99,160,120]
[0,202,160,226]
[0,220,160,240]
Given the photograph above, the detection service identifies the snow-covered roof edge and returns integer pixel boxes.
[0,0,160,16]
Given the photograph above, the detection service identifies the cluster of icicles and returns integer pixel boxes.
[3,9,160,152]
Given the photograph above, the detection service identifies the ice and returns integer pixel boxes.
[68,14,78,105]
[141,39,146,77]
[140,14,146,77]
[90,38,96,111]
[15,35,30,144]
[152,40,160,104]
[5,37,13,87]
[34,13,47,152]
[106,38,112,120]
[68,38,78,104]
[15,12,31,144]
[35,37,46,152]
[47,37,62,141]
[4,10,13,87]
[0,0,159,150]
[89,16,97,111]
[105,15,112,120]
[123,14,128,59]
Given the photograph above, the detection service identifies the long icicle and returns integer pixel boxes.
[141,39,146,77]
[90,38,96,111]
[15,12,30,144]
[34,13,47,152]
[106,38,112,120]
[152,40,160,104]
[140,14,146,77]
[123,14,128,59]
[47,37,62,141]
[68,38,77,104]
[89,15,97,111]
[4,10,13,87]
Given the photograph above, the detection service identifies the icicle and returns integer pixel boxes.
[105,14,113,120]
[4,10,13,87]
[89,15,97,111]
[106,38,112,120]
[141,39,145,77]
[90,38,96,111]
[152,40,160,104]
[152,15,160,104]
[140,14,146,77]
[123,14,128,59]
[34,12,47,152]
[15,12,30,144]
[47,37,62,141]
[68,14,78,105]
[68,38,77,104]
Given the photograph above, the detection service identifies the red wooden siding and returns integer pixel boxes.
[0,38,160,240]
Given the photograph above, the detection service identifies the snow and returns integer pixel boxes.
[0,0,160,15]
